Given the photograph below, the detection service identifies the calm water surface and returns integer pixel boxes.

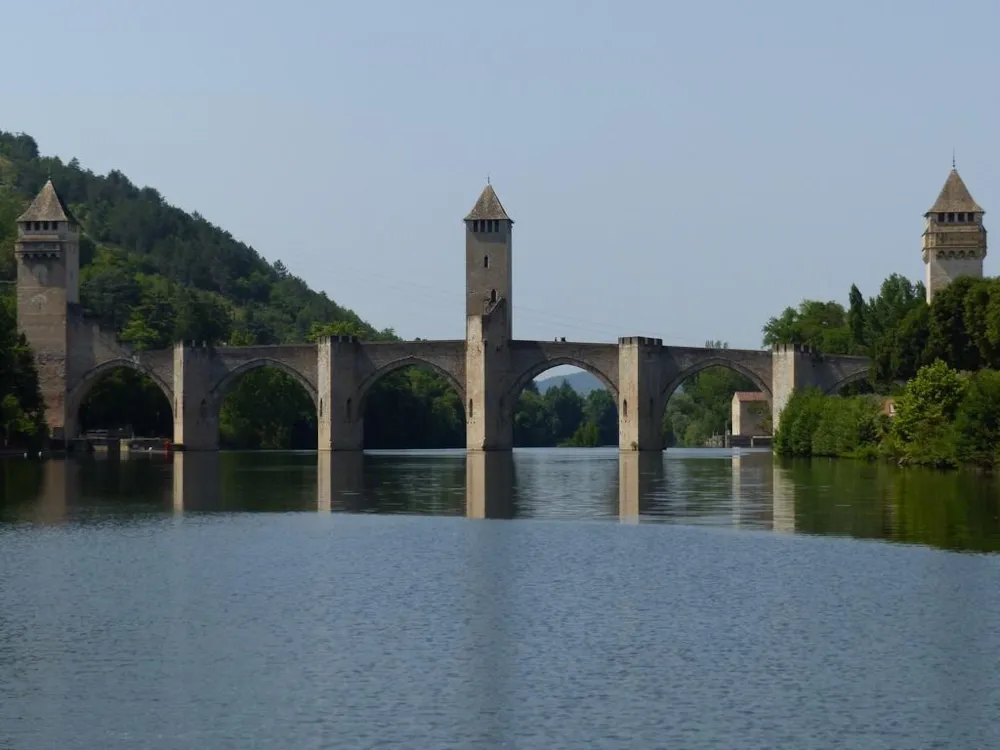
[1,448,999,749]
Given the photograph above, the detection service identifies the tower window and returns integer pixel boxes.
[947,212,955,222]
[958,212,966,222]
[938,213,946,222]
[483,255,490,268]
[490,289,497,303]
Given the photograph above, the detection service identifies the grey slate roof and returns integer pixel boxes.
[465,184,512,222]
[928,169,984,214]
[17,180,77,223]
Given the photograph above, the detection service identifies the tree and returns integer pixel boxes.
[583,389,618,446]
[848,284,868,351]
[762,300,851,354]
[925,276,981,372]
[953,369,1000,467]
[891,360,966,466]
[0,287,46,447]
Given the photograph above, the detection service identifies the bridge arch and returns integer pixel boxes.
[69,358,175,420]
[506,357,620,448]
[661,357,772,404]
[209,357,319,408]
[356,356,466,415]
[68,358,175,439]
[507,357,619,404]
[823,369,870,395]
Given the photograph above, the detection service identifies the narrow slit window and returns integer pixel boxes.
[484,255,490,268]
[490,289,497,303]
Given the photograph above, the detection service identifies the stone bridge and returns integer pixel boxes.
[13,179,870,451]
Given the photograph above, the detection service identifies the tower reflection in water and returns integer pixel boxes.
[465,452,516,519]
[617,452,664,523]
[316,451,365,512]
[172,452,220,513]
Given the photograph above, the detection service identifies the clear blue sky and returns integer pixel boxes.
[6,0,998,350]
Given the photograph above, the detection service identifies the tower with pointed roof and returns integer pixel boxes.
[922,168,987,302]
[464,184,515,450]
[14,180,81,440]
[464,183,514,335]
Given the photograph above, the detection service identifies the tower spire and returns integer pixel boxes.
[464,183,512,223]
[922,166,987,303]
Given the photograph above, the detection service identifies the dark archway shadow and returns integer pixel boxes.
[76,366,174,440]
[215,366,318,450]
[361,364,466,449]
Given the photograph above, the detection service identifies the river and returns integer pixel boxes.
[1,448,999,748]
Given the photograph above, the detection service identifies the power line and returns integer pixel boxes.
[325,261,713,346]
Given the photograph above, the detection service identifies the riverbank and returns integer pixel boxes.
[775,361,1000,470]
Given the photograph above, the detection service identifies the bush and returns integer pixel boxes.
[954,369,1000,467]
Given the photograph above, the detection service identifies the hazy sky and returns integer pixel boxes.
[5,0,998,351]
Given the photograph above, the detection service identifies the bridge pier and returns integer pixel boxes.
[317,336,364,451]
[771,344,817,433]
[172,342,218,451]
[618,337,665,451]
[466,303,513,451]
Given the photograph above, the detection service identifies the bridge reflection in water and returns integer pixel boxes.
[11,449,1000,553]
[3,449,799,528]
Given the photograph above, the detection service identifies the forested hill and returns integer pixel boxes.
[0,130,391,347]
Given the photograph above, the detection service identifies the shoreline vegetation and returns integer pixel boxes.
[2,131,999,471]
[766,272,1000,471]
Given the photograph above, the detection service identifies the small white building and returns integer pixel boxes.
[731,391,769,438]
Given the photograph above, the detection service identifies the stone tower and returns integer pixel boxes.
[922,168,987,303]
[465,184,514,335]
[14,180,80,442]
[464,184,515,450]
